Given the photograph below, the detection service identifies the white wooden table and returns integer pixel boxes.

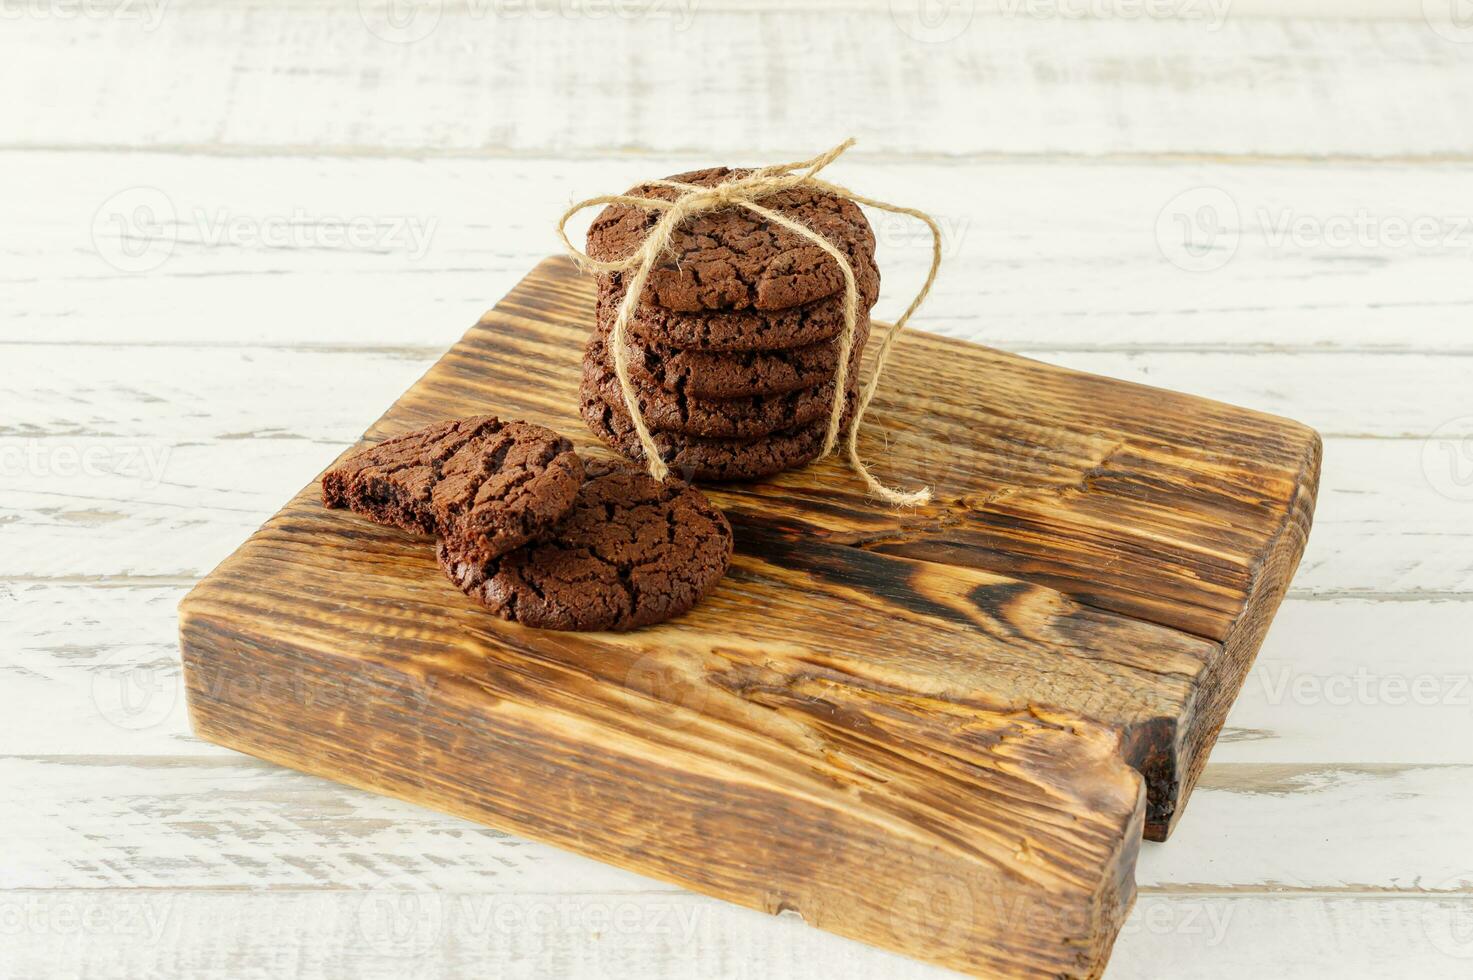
[4,3,1472,977]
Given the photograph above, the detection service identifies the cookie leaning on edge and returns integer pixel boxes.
[438,459,734,632]
[322,416,584,564]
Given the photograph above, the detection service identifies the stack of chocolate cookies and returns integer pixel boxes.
[579,167,880,482]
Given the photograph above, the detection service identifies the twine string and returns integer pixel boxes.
[555,139,940,506]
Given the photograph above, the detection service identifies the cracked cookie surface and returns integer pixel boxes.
[596,256,878,351]
[597,305,871,398]
[322,416,583,564]
[583,337,858,439]
[581,386,858,482]
[586,166,878,314]
[438,458,733,632]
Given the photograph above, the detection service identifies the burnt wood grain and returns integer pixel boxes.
[180,257,1318,979]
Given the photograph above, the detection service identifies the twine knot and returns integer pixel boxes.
[557,139,941,507]
[706,185,743,206]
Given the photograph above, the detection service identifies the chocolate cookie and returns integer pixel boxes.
[598,305,871,399]
[583,337,858,439]
[322,416,583,563]
[586,167,877,313]
[597,256,879,352]
[438,459,733,632]
[581,387,858,482]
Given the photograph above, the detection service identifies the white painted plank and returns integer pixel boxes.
[0,884,954,972]
[0,436,348,581]
[0,756,645,894]
[1218,598,1473,763]
[0,887,952,980]
[9,152,1473,352]
[1138,764,1473,890]
[1297,438,1473,596]
[2,890,1470,980]
[3,583,221,759]
[5,755,1471,892]
[1109,895,1473,979]
[2,9,1470,158]
[1,348,431,444]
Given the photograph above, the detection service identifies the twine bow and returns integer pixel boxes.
[556,139,940,506]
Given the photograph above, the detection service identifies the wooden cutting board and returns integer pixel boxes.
[179,256,1320,979]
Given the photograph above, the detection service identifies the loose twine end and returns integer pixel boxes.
[556,139,942,507]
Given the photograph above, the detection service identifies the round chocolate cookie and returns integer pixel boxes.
[586,167,878,313]
[583,337,858,439]
[322,416,583,564]
[438,459,733,632]
[581,387,858,482]
[597,255,879,352]
[597,304,871,398]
